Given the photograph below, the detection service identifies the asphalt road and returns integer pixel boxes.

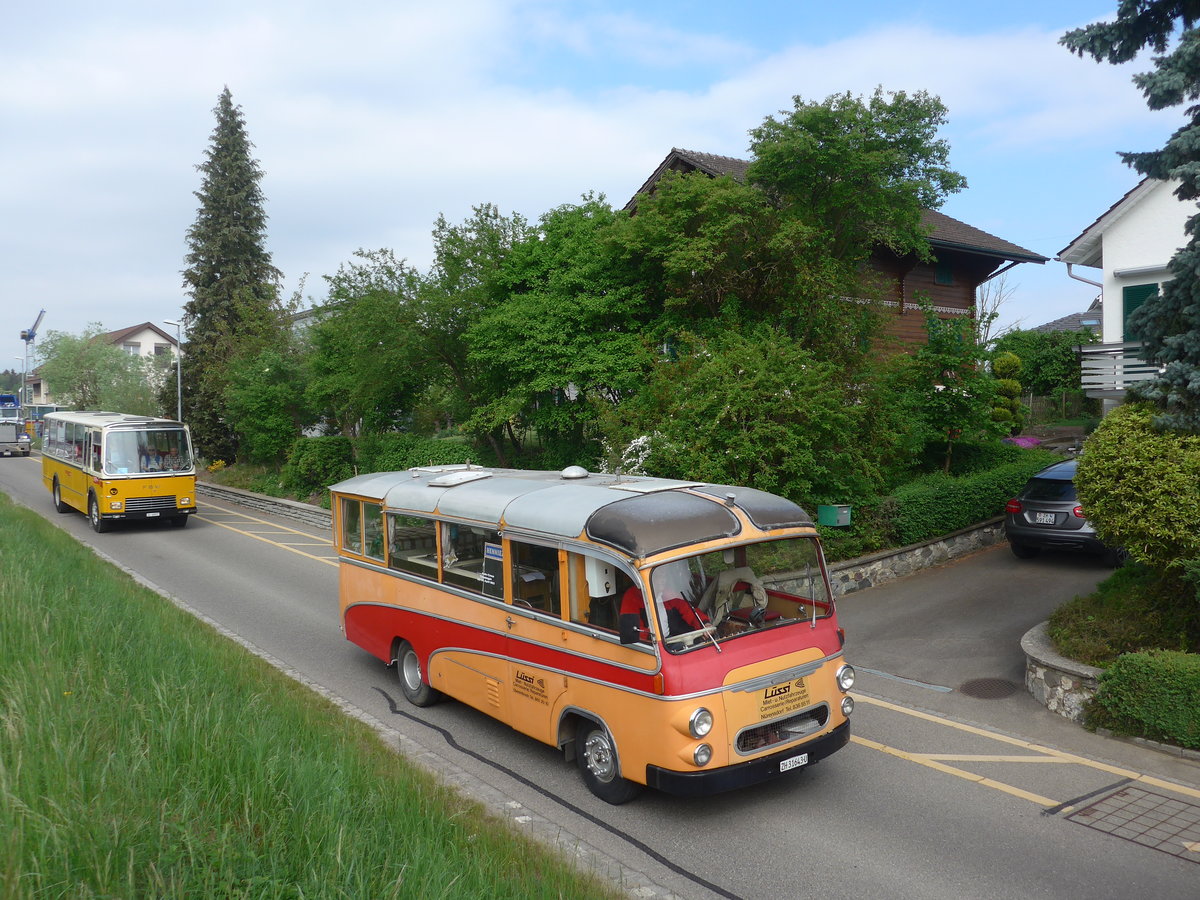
[2,454,1198,899]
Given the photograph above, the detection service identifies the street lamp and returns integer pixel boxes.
[163,320,182,421]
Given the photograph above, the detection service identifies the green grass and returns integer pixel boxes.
[1047,563,1200,666]
[0,493,622,899]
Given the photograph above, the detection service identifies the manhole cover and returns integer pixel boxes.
[957,678,1020,699]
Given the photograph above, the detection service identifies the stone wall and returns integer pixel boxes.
[1021,621,1102,722]
[825,517,1006,597]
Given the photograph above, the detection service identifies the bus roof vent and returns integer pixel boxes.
[427,470,494,488]
[561,465,589,480]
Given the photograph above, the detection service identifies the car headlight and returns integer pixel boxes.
[836,664,855,692]
[693,743,713,767]
[689,707,713,738]
[841,696,855,716]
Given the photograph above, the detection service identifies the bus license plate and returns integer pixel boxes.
[780,753,809,773]
[146,512,160,517]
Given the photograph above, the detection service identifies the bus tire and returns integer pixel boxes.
[577,722,642,805]
[52,479,71,514]
[88,494,110,533]
[396,640,441,708]
[170,515,189,528]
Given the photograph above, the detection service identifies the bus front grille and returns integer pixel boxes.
[735,705,829,754]
[125,495,178,512]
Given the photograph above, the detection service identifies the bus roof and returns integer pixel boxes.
[45,411,186,429]
[331,466,814,558]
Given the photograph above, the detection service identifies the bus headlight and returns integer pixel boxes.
[689,707,714,738]
[836,665,855,692]
[841,696,855,716]
[180,496,191,506]
[109,501,123,511]
[693,743,713,767]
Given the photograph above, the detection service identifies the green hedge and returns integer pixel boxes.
[1086,650,1200,750]
[884,450,1061,547]
[282,436,354,502]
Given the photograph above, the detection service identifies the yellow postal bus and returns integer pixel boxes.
[42,410,197,532]
[331,464,853,803]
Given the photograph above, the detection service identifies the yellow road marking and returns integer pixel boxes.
[195,503,337,567]
[851,693,1200,810]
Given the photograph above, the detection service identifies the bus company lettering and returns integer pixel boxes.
[514,670,548,705]
[759,678,810,719]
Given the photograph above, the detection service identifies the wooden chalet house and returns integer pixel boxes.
[627,149,1048,351]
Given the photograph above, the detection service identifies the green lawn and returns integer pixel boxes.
[0,492,622,899]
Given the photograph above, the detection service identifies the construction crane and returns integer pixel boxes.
[18,309,45,406]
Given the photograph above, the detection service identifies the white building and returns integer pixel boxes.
[27,321,180,406]
[1058,178,1192,403]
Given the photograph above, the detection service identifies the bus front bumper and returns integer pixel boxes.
[644,720,850,797]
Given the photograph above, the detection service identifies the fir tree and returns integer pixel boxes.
[181,87,284,460]
[1063,3,1200,432]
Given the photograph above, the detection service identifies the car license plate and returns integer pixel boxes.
[1035,512,1055,524]
[780,753,809,773]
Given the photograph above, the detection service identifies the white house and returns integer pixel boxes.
[1057,178,1192,403]
[28,321,180,407]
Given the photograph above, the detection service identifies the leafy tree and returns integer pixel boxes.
[467,196,651,465]
[37,325,166,414]
[904,303,1002,473]
[747,88,967,261]
[991,350,1025,432]
[412,204,533,463]
[305,249,427,438]
[597,327,888,506]
[224,347,311,465]
[181,87,286,460]
[1063,5,1200,431]
[990,328,1097,396]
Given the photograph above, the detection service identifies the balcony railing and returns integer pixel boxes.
[1076,341,1162,399]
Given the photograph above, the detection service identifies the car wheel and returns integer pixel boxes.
[577,722,642,805]
[396,640,441,707]
[1102,546,1128,567]
[1009,540,1040,559]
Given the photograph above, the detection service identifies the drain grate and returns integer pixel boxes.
[957,678,1020,699]
[1069,786,1200,863]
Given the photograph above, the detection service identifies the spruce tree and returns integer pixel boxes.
[1063,4,1200,432]
[181,87,283,460]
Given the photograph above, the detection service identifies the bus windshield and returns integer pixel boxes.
[650,536,832,653]
[104,429,192,475]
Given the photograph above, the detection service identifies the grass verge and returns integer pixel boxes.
[0,492,622,899]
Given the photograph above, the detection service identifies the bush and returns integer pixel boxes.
[884,450,1061,546]
[1075,402,1200,568]
[355,432,480,473]
[1086,650,1200,749]
[282,436,354,501]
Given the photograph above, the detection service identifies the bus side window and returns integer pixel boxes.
[388,514,438,576]
[441,524,502,596]
[340,497,363,554]
[566,552,633,634]
[510,540,560,617]
[362,502,384,561]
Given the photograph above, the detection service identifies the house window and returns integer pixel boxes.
[1122,283,1159,340]
[154,343,171,356]
[122,342,141,355]
[935,261,954,285]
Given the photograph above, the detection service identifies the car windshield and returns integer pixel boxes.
[104,429,192,475]
[648,536,832,653]
[1024,478,1077,502]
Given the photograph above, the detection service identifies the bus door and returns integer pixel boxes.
[86,430,102,475]
[502,537,569,740]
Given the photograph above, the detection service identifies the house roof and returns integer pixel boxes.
[104,322,178,346]
[1033,297,1103,334]
[1057,177,1162,268]
[626,148,1047,264]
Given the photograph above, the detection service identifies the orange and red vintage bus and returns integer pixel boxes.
[331,464,853,803]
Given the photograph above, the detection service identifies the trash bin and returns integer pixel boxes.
[816,504,852,527]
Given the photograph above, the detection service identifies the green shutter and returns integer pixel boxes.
[1122,283,1158,340]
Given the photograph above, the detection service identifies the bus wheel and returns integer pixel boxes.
[170,515,189,528]
[88,494,110,533]
[396,641,440,708]
[52,479,71,514]
[577,723,642,805]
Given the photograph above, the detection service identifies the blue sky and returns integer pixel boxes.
[1,1,1183,372]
